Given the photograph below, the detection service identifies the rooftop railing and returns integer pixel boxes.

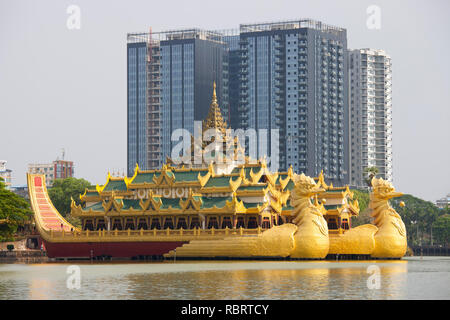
[240,19,346,35]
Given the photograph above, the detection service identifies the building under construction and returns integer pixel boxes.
[127,28,237,176]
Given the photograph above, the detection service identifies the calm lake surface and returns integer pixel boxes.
[0,256,448,300]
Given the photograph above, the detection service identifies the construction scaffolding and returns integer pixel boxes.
[146,27,162,169]
[128,28,239,45]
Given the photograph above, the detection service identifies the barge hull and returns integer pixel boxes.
[43,240,187,259]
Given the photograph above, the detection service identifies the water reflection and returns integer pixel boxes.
[0,257,447,300]
[119,261,407,300]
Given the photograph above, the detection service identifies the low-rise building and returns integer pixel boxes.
[0,160,12,189]
[10,185,29,200]
[28,160,74,187]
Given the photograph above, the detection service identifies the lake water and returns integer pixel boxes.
[0,257,448,300]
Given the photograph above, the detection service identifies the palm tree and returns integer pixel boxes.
[363,166,379,187]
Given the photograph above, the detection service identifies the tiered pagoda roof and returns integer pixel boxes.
[75,161,359,219]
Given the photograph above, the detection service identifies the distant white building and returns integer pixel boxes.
[349,49,393,187]
[436,194,450,209]
[0,160,12,189]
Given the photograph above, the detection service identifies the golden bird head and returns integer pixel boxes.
[371,177,403,200]
[293,173,325,197]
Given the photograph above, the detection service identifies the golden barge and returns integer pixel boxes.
[27,86,407,260]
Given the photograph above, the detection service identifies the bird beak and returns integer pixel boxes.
[313,186,326,194]
[388,191,403,199]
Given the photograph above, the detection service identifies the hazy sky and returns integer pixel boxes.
[1,0,449,202]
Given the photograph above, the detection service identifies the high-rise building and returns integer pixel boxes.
[238,20,349,185]
[127,39,148,176]
[223,34,241,129]
[349,49,392,187]
[127,29,231,176]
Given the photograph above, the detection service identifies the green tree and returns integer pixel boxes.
[351,189,372,227]
[352,189,370,213]
[432,214,450,245]
[391,194,442,246]
[363,166,379,187]
[0,178,33,241]
[48,177,92,217]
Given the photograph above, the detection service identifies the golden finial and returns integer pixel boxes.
[212,81,217,105]
[203,81,227,135]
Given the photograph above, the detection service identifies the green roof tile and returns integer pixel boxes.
[173,171,200,182]
[238,185,267,191]
[84,202,104,211]
[204,176,231,188]
[122,199,141,210]
[103,179,127,191]
[242,202,261,208]
[160,198,181,209]
[130,172,155,184]
[324,204,340,210]
[201,197,230,208]
[284,180,295,190]
[85,190,99,197]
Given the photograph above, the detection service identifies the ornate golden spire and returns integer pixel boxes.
[182,81,246,167]
[212,81,218,105]
[203,81,227,135]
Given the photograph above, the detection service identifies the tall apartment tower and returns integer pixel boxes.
[127,39,148,175]
[349,49,393,187]
[238,20,349,186]
[223,34,241,129]
[127,30,229,176]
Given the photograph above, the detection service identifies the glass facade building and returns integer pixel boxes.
[127,30,229,176]
[160,42,195,158]
[223,35,241,129]
[160,35,226,160]
[127,42,148,175]
[238,20,349,185]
